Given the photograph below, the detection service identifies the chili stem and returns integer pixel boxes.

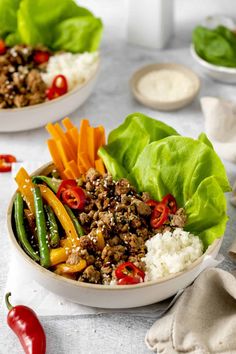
[14,192,40,262]
[5,292,13,311]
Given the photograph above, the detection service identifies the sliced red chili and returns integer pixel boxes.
[33,50,50,64]
[162,194,177,214]
[61,186,86,210]
[117,276,142,285]
[0,154,16,172]
[115,261,145,283]
[52,74,68,96]
[46,87,59,100]
[146,199,159,208]
[56,180,77,199]
[0,39,6,55]
[150,202,169,229]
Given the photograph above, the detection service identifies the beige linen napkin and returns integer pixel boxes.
[146,268,236,354]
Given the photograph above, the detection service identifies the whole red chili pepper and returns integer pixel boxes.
[5,292,46,354]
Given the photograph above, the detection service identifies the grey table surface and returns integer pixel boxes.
[1,0,236,353]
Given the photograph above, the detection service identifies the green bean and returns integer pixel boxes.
[64,205,84,237]
[44,204,60,247]
[14,192,40,262]
[32,176,61,194]
[33,186,50,268]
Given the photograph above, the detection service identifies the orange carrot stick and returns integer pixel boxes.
[63,168,74,179]
[54,123,76,161]
[66,160,80,179]
[56,140,70,168]
[62,117,74,130]
[47,139,65,176]
[95,159,106,175]
[87,126,95,167]
[78,151,91,171]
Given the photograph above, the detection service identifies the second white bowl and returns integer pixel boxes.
[0,60,100,133]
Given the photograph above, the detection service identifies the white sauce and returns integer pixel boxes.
[137,69,195,102]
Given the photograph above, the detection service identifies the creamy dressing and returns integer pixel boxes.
[137,69,195,102]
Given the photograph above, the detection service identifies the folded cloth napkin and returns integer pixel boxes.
[146,268,236,354]
[200,96,236,163]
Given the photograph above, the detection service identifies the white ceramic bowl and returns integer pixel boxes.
[7,163,223,308]
[0,60,100,133]
[191,45,236,84]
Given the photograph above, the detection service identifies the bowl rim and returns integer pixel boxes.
[0,55,100,113]
[190,44,236,73]
[7,162,222,291]
[130,62,201,109]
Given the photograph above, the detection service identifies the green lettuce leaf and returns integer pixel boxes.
[184,176,228,247]
[17,0,96,48]
[130,136,230,203]
[98,113,178,179]
[198,132,214,149]
[52,16,103,53]
[193,25,236,67]
[0,0,21,38]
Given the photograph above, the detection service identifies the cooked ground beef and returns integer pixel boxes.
[0,45,49,108]
[62,168,187,285]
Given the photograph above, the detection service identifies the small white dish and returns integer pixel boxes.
[0,59,100,133]
[191,45,236,84]
[7,163,223,308]
[130,63,200,111]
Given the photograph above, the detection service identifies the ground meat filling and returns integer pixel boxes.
[69,169,154,284]
[0,45,48,108]
[68,168,187,285]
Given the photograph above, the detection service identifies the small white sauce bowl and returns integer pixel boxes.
[130,63,200,111]
[7,162,223,308]
[190,45,236,84]
[0,58,100,132]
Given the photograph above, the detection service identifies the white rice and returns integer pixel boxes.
[143,228,203,281]
[42,52,99,91]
